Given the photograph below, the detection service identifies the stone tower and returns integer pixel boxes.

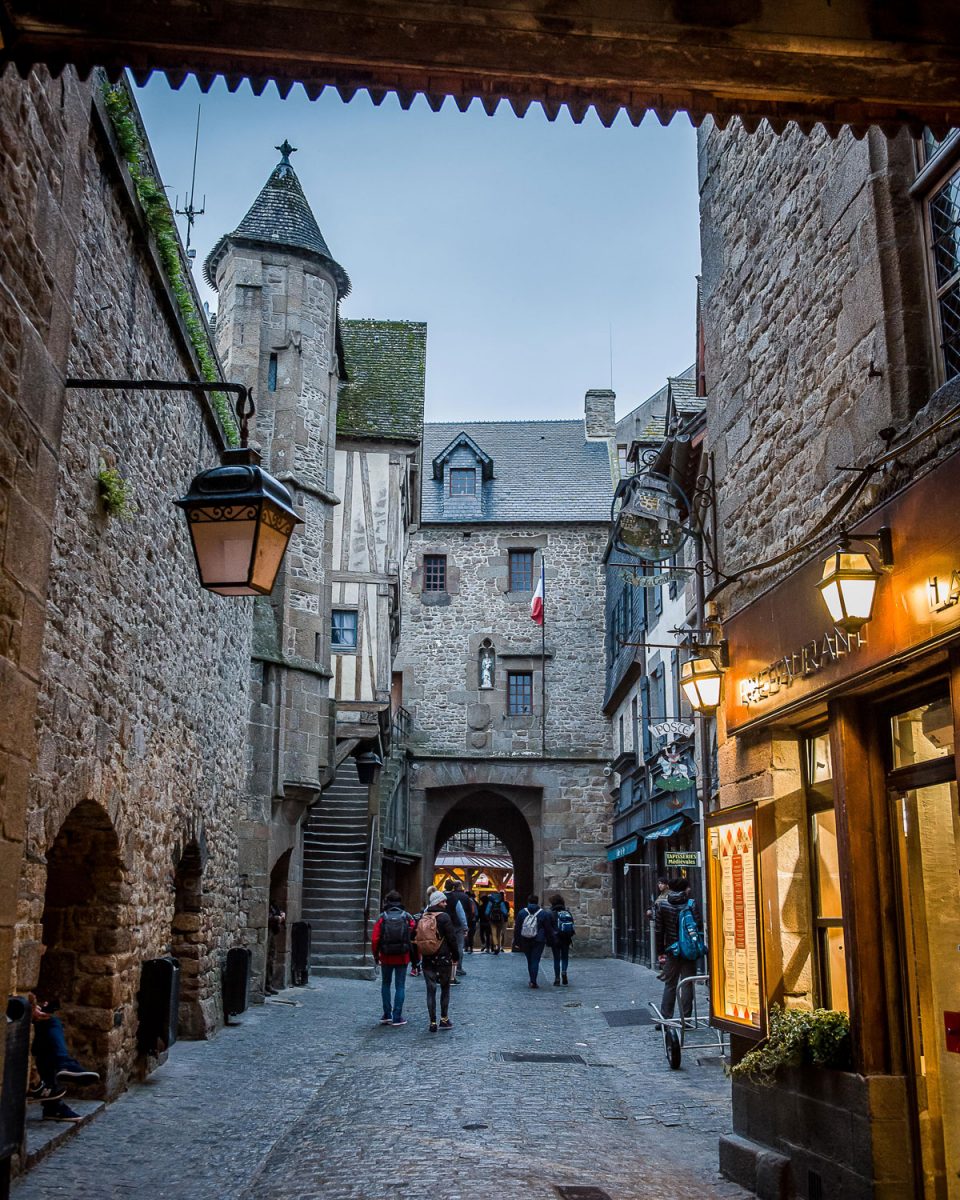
[204,141,349,991]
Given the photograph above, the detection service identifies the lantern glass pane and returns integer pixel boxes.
[819,577,845,623]
[697,671,722,710]
[838,577,876,622]
[189,505,257,592]
[250,501,296,593]
[680,677,701,710]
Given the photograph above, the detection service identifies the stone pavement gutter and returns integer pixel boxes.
[12,956,752,1200]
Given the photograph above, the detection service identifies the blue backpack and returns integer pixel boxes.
[555,909,575,937]
[671,900,706,961]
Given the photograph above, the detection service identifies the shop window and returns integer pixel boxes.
[507,671,533,715]
[804,733,850,1013]
[423,554,447,592]
[331,609,358,650]
[508,549,534,592]
[890,696,954,767]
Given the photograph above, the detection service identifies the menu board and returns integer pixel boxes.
[706,807,765,1037]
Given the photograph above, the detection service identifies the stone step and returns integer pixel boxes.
[311,948,367,962]
[310,963,376,981]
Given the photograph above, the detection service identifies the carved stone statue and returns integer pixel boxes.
[479,645,495,689]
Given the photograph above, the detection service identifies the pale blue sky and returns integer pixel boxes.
[135,79,700,424]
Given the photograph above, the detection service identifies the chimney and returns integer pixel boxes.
[584,388,616,440]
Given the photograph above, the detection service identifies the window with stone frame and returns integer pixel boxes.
[917,129,960,382]
[331,609,358,650]
[423,554,447,592]
[508,549,535,592]
[449,468,476,496]
[507,671,534,715]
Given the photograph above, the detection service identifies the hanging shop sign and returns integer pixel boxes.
[725,451,960,732]
[607,836,639,862]
[665,850,701,868]
[706,805,765,1038]
[626,568,687,588]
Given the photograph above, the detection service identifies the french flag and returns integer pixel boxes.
[530,563,544,625]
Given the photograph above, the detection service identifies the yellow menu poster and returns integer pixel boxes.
[708,809,763,1035]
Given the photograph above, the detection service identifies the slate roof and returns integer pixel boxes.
[204,144,350,295]
[421,420,613,523]
[616,364,703,445]
[337,319,426,442]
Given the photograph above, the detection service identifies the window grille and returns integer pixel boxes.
[449,468,476,496]
[507,672,534,715]
[918,130,960,382]
[509,549,534,592]
[331,609,358,649]
[423,554,447,592]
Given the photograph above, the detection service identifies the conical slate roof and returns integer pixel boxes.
[204,141,350,296]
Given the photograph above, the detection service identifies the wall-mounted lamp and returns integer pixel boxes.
[680,654,725,714]
[816,526,893,634]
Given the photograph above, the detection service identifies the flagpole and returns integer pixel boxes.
[540,559,546,757]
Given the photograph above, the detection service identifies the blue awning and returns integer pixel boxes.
[606,835,640,862]
[642,815,686,841]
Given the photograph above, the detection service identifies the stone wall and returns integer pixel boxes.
[400,524,610,758]
[0,65,94,1073]
[8,74,251,1094]
[699,120,936,614]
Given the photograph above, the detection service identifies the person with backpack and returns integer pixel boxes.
[463,889,480,953]
[477,892,492,952]
[513,894,557,988]
[371,890,418,1026]
[443,881,469,980]
[414,890,459,1032]
[548,893,575,986]
[655,874,706,1021]
[485,891,509,954]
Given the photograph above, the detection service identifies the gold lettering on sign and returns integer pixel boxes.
[738,629,867,706]
[929,570,960,613]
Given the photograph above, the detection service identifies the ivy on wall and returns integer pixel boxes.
[101,82,239,446]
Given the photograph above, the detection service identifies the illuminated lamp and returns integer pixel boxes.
[816,530,893,634]
[680,655,724,714]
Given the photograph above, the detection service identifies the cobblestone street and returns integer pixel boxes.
[14,954,750,1200]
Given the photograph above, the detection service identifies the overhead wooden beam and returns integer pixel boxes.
[3,2,960,132]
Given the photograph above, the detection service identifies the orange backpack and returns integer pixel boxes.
[415,911,445,957]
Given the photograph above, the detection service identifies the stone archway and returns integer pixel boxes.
[171,840,206,1039]
[429,790,538,917]
[37,800,132,1095]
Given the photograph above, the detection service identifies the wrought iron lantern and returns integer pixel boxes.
[354,750,383,786]
[176,391,302,596]
[815,529,891,634]
[612,472,691,563]
[680,654,724,714]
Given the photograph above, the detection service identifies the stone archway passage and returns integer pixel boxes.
[434,792,535,918]
[38,800,131,1093]
[171,842,206,1039]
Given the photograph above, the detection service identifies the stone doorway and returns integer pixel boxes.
[37,801,132,1095]
[171,841,206,1038]
[431,791,536,916]
[268,849,293,990]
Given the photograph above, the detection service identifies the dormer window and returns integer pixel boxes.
[450,468,476,496]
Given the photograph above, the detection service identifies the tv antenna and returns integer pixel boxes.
[175,105,205,262]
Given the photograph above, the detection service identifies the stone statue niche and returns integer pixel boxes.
[479,641,496,689]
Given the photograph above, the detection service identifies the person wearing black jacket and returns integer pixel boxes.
[416,891,460,1031]
[513,894,557,988]
[654,876,701,1020]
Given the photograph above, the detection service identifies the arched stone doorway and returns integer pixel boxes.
[267,849,293,990]
[431,791,537,917]
[38,800,132,1095]
[171,840,206,1039]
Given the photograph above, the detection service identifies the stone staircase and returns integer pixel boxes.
[302,759,377,980]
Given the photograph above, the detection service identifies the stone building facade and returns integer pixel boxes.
[397,406,615,951]
[700,120,960,1197]
[4,71,251,1096]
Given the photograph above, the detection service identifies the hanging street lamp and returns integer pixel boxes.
[680,653,725,715]
[354,749,384,786]
[815,527,893,634]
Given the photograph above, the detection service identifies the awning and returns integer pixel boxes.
[606,835,640,862]
[642,815,686,841]
[434,853,512,870]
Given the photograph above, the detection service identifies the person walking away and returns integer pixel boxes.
[646,876,670,980]
[655,875,704,1022]
[513,894,556,988]
[463,890,479,953]
[415,891,459,1032]
[371,891,418,1026]
[486,891,509,955]
[443,881,469,981]
[477,892,492,952]
[548,893,575,986]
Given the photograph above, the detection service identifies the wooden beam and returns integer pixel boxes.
[4,2,960,132]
